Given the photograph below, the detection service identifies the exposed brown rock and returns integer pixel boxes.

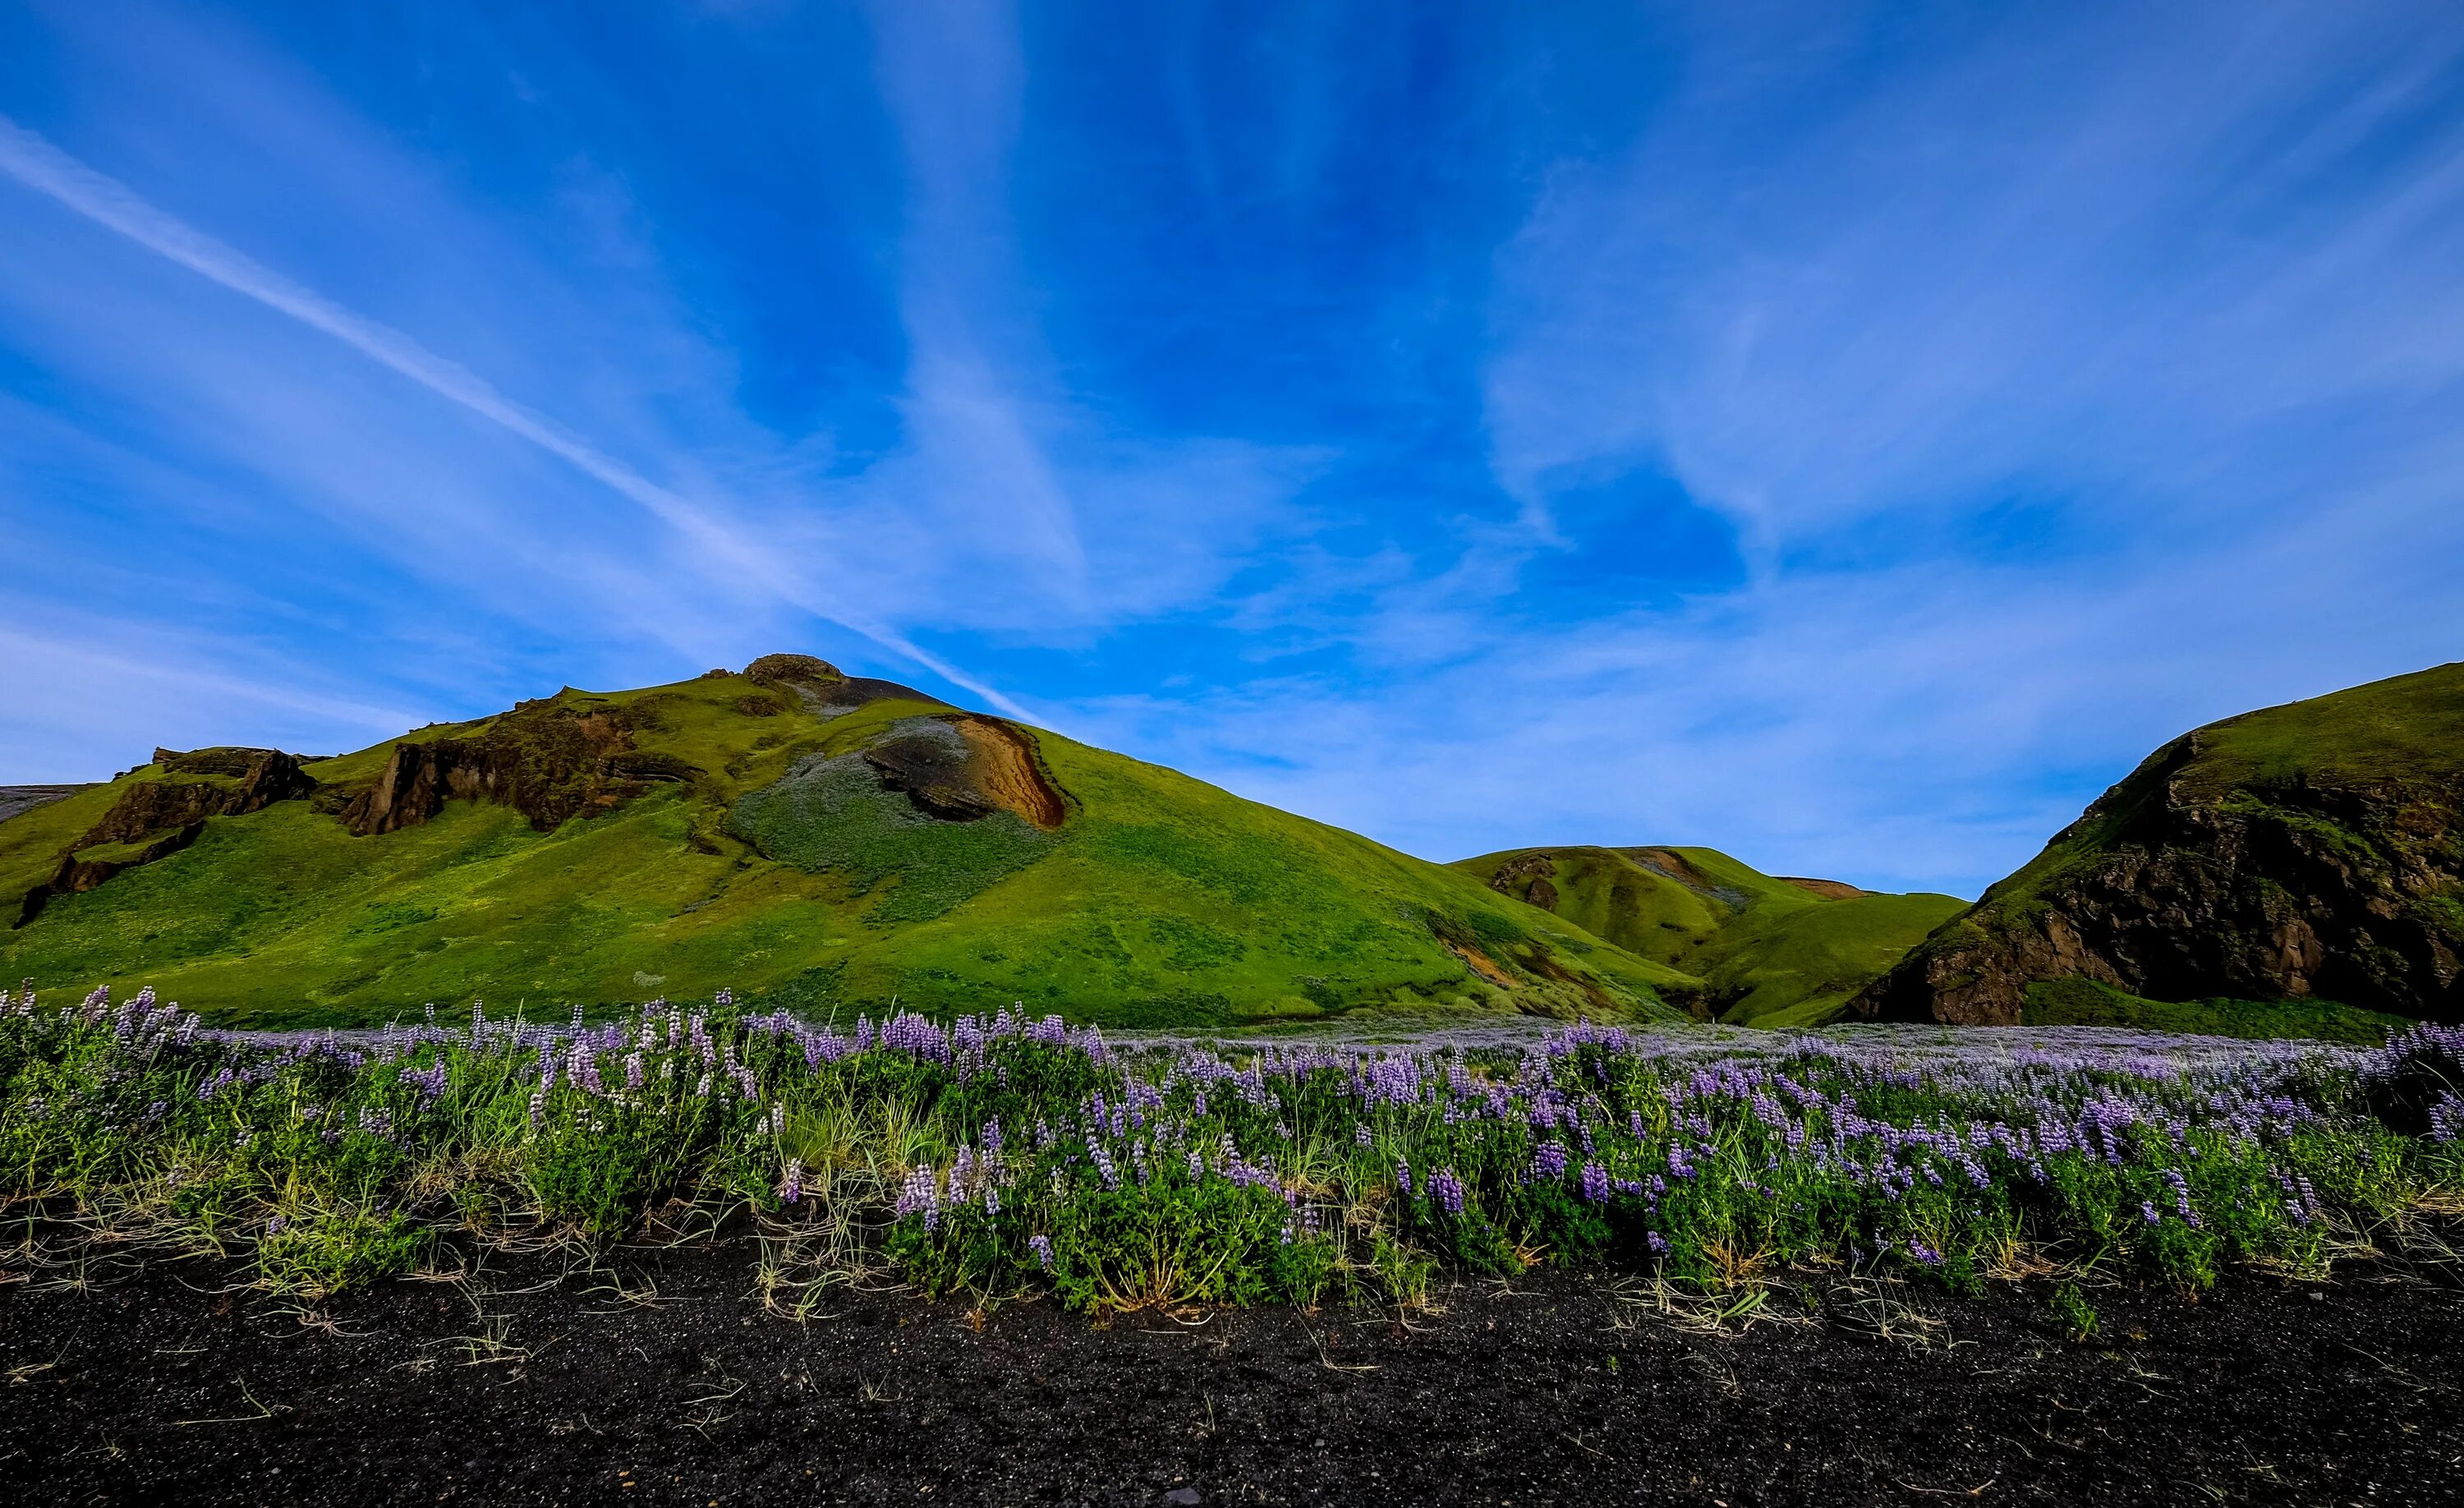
[1620,848,1750,906]
[857,717,1070,830]
[18,825,205,926]
[1488,852,1560,907]
[956,718,1069,830]
[814,677,945,717]
[1853,731,2464,1025]
[743,654,844,688]
[76,749,319,848]
[13,747,318,926]
[337,703,694,836]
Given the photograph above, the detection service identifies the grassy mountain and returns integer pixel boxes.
[0,656,1689,1028]
[1855,661,2464,1029]
[1452,844,1965,1026]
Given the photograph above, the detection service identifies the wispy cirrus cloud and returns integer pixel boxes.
[0,112,1032,717]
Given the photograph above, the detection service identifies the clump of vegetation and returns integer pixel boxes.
[2047,1280,2099,1341]
[5,983,2459,1308]
[727,750,1055,922]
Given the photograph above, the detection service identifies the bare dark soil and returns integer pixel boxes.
[4,1246,2460,1507]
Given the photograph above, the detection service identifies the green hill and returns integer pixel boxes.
[1854,661,2464,1028]
[1452,844,1965,1026]
[0,656,1690,1028]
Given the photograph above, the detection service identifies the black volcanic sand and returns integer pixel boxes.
[4,1245,2460,1506]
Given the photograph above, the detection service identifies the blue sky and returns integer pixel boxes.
[4,1,2462,897]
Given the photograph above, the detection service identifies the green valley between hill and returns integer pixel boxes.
[1452,845,1965,1027]
[0,656,1697,1028]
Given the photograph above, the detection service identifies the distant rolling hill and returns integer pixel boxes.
[1855,661,2464,1035]
[0,655,1690,1028]
[1451,844,1965,1027]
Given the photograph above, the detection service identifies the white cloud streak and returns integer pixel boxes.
[0,113,1032,719]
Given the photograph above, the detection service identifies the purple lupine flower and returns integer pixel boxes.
[779,1159,804,1205]
[2430,1092,2462,1144]
[1028,1234,1054,1269]
[1428,1167,1465,1216]
[895,1165,940,1228]
[1394,1156,1413,1197]
[1579,1161,1611,1204]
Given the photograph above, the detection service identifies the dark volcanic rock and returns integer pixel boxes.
[1855,665,2464,1025]
[14,748,319,926]
[864,725,1000,821]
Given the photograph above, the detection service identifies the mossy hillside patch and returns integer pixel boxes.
[2020,977,2410,1045]
[1458,846,1728,956]
[1695,891,1969,1025]
[726,747,1055,924]
[2179,660,2464,797]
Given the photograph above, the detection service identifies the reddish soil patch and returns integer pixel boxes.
[956,718,1070,830]
[1779,877,1869,901]
[1444,938,1522,991]
[4,1249,2460,1506]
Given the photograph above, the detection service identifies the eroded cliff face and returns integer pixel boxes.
[338,704,696,836]
[14,748,321,925]
[1853,730,2464,1025]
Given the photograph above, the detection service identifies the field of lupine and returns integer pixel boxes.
[4,982,2461,1309]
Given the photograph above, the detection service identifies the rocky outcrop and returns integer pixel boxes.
[1854,704,2464,1025]
[743,653,843,689]
[860,717,1069,829]
[18,825,206,926]
[1487,852,1560,909]
[71,748,320,847]
[338,704,692,836]
[14,748,319,926]
[741,653,945,721]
